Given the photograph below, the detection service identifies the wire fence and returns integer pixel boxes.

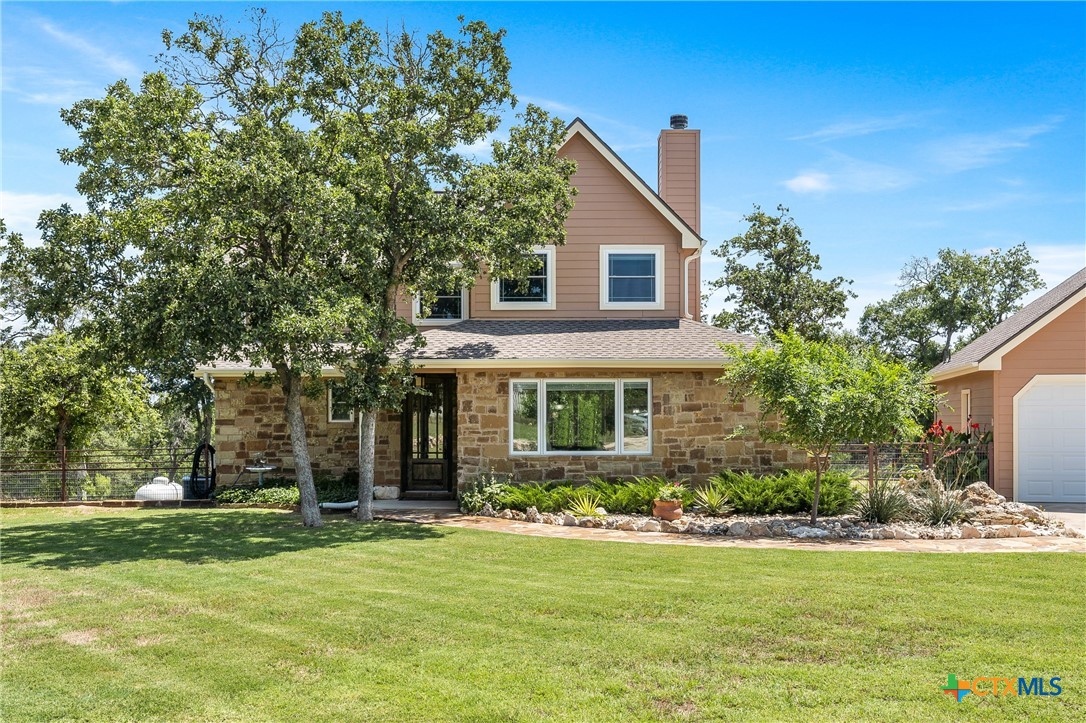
[0,447,190,502]
[827,442,993,489]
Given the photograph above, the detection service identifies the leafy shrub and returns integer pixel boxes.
[216,485,300,505]
[853,479,911,524]
[692,483,733,516]
[587,477,661,514]
[498,482,575,513]
[709,470,855,516]
[459,472,509,513]
[80,473,112,499]
[566,490,604,518]
[916,488,971,526]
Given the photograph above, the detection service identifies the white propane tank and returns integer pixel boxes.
[135,476,184,501]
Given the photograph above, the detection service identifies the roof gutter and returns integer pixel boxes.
[683,243,704,320]
[927,363,981,383]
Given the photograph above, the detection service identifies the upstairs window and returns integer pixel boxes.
[415,287,467,325]
[600,245,665,310]
[492,247,556,310]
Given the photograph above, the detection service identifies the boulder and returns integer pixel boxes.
[525,506,542,523]
[374,485,400,500]
[748,522,771,537]
[639,519,662,533]
[726,521,750,537]
[995,526,1019,538]
[894,528,919,540]
[561,513,578,526]
[1016,526,1038,537]
[498,509,514,519]
[617,519,640,531]
[479,503,496,517]
[960,482,1006,507]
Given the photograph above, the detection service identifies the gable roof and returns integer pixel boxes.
[929,266,1086,381]
[562,118,703,249]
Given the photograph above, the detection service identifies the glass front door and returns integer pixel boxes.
[402,375,457,497]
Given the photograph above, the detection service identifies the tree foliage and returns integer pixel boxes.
[720,330,932,522]
[0,332,154,451]
[860,244,1044,368]
[707,205,854,340]
[54,10,576,525]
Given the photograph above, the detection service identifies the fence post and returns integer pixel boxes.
[60,446,68,502]
[986,442,994,487]
[866,443,875,490]
[925,441,934,470]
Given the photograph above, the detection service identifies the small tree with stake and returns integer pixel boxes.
[720,330,932,523]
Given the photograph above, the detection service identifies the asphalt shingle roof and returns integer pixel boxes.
[930,266,1086,376]
[410,318,756,362]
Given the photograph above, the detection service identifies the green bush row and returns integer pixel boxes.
[216,485,300,505]
[217,472,358,505]
[462,470,855,517]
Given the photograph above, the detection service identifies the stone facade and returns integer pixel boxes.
[212,378,401,485]
[454,368,806,487]
[212,369,805,495]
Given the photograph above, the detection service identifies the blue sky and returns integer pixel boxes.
[3,2,1084,324]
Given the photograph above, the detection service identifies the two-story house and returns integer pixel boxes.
[204,116,805,499]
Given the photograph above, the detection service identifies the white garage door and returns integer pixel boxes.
[1017,376,1086,503]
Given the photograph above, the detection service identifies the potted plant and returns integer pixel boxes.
[653,481,685,520]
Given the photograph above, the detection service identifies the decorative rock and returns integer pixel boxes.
[595,507,608,516]
[561,513,578,526]
[1016,527,1038,537]
[960,482,1006,506]
[480,503,496,517]
[639,519,662,533]
[788,526,830,539]
[540,513,558,525]
[960,524,982,539]
[1066,526,1085,539]
[748,522,771,537]
[727,521,750,537]
[374,485,400,500]
[525,506,542,523]
[894,529,919,540]
[661,519,687,533]
[995,526,1019,538]
[578,518,599,528]
[510,510,526,521]
[618,519,640,531]
[498,509,514,519]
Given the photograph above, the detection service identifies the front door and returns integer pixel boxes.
[402,375,457,498]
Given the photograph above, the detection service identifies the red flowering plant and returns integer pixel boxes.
[923,418,992,489]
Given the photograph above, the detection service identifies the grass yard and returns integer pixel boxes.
[2,507,1083,721]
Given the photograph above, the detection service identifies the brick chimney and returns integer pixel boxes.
[657,114,700,233]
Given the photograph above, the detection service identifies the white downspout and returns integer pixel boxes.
[683,243,704,320]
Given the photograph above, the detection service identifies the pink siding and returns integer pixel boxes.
[991,298,1086,497]
[470,133,686,319]
[936,371,995,430]
[657,129,700,234]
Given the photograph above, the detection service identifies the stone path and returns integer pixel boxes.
[377,511,1086,553]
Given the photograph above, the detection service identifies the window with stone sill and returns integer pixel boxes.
[510,379,650,455]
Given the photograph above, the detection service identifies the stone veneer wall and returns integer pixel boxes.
[455,368,806,487]
[213,378,401,485]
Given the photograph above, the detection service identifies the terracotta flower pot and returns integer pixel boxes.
[653,499,683,521]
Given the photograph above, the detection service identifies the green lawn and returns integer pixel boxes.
[2,507,1083,721]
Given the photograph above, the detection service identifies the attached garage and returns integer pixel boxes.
[1015,375,1086,503]
[931,268,1086,502]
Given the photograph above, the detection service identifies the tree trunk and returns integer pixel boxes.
[278,366,322,527]
[356,409,377,522]
[810,453,824,525]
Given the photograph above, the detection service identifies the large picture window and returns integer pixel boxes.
[509,379,651,455]
[491,247,556,310]
[599,245,665,310]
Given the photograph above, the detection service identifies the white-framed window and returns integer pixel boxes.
[960,389,972,429]
[413,286,468,325]
[328,382,354,424]
[491,246,556,310]
[599,245,665,310]
[509,379,651,456]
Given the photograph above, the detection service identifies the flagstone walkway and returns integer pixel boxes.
[376,511,1086,553]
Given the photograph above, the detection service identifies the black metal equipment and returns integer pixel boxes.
[183,443,217,499]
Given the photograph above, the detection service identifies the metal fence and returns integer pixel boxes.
[827,442,992,489]
[0,448,189,502]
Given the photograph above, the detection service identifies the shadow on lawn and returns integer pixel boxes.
[1,510,444,570]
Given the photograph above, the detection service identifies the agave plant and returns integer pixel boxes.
[917,487,971,526]
[692,484,733,516]
[567,490,605,518]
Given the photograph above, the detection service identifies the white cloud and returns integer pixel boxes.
[927,117,1063,172]
[519,95,657,151]
[37,19,139,77]
[790,113,922,142]
[0,191,86,242]
[784,172,833,194]
[1031,244,1086,291]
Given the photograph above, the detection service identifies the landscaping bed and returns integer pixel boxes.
[466,474,1081,541]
